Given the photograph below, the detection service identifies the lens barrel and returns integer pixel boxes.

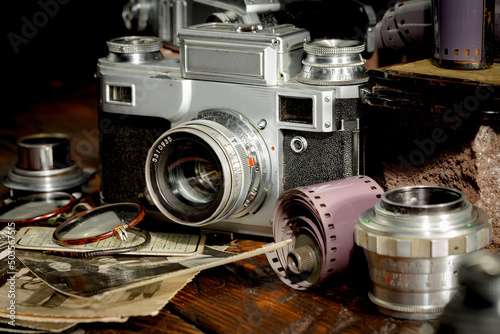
[145,110,271,226]
[2,133,93,193]
[355,186,492,320]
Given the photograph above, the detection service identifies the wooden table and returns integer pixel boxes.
[0,82,444,333]
[74,239,438,334]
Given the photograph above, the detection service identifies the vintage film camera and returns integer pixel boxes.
[121,0,377,54]
[96,22,369,236]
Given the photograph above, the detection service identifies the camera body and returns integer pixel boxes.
[96,23,367,236]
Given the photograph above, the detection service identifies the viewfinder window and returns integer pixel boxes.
[108,85,133,104]
[279,96,313,125]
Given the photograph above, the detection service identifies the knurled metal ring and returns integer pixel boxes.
[355,194,492,258]
[107,36,163,54]
[304,39,365,55]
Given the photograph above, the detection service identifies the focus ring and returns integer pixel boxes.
[355,190,492,258]
[355,224,491,258]
[368,293,444,314]
[144,114,257,226]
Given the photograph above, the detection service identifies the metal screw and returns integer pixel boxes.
[325,96,331,102]
[325,122,331,128]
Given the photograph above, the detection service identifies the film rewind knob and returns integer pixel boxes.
[287,246,315,273]
[286,232,322,284]
[287,235,317,274]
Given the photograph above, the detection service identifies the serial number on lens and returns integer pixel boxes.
[151,136,173,163]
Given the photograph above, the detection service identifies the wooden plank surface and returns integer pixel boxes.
[71,240,438,334]
[370,59,500,86]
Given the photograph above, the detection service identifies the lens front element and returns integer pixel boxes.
[167,136,222,205]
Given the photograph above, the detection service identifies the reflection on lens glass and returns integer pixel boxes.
[167,139,222,205]
[0,193,75,222]
[0,200,68,220]
[60,211,124,239]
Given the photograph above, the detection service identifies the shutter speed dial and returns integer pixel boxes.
[296,39,368,85]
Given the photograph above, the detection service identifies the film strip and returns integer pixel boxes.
[266,176,383,290]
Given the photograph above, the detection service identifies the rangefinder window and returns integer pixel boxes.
[279,96,313,125]
[108,85,133,105]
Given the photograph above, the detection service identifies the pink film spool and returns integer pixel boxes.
[266,175,383,290]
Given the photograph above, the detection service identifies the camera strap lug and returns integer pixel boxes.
[337,119,360,131]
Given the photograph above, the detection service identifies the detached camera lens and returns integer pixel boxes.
[355,186,492,320]
[2,133,93,193]
[17,133,73,170]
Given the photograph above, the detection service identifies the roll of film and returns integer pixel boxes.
[432,0,495,69]
[266,176,383,290]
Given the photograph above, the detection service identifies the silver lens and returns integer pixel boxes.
[2,133,94,192]
[145,110,271,226]
[355,186,492,320]
[17,133,73,170]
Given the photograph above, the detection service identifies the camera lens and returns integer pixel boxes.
[355,186,492,320]
[166,137,222,205]
[145,110,271,226]
[2,133,93,193]
[17,133,73,170]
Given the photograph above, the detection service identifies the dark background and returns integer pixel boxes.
[4,0,399,113]
[0,0,407,184]
[4,0,130,112]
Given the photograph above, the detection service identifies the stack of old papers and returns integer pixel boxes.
[0,227,289,333]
